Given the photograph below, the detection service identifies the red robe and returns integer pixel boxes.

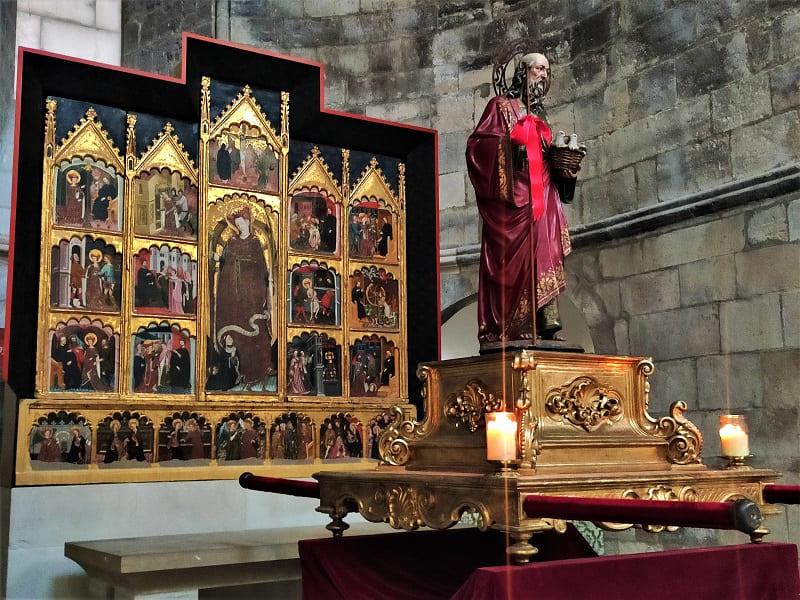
[466,95,573,344]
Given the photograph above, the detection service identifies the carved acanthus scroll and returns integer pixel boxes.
[545,376,623,432]
[445,379,503,433]
[654,401,704,465]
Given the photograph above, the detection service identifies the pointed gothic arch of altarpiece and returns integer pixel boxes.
[5,34,439,485]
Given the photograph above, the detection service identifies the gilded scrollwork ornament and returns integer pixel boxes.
[378,406,414,466]
[445,379,503,433]
[379,391,430,466]
[637,358,655,411]
[514,365,540,469]
[652,401,704,465]
[545,376,623,432]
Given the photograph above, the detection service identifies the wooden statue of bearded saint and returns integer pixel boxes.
[466,50,580,352]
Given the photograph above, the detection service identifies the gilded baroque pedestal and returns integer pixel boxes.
[315,351,780,563]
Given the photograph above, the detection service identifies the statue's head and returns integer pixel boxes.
[520,53,550,101]
[508,52,551,110]
[493,39,553,111]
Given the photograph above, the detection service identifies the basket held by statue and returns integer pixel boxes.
[549,146,586,172]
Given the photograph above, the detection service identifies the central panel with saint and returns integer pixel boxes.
[202,80,284,395]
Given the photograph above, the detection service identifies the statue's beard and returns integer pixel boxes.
[527,78,546,110]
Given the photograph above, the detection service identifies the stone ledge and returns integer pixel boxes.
[439,166,800,270]
[571,165,800,247]
[65,523,392,599]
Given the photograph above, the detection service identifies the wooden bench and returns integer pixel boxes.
[65,523,389,600]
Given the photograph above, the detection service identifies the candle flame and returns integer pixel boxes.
[719,423,745,436]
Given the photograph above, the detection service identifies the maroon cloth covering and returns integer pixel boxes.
[523,494,760,533]
[466,95,571,344]
[299,526,596,600]
[238,472,320,498]
[764,484,800,505]
[452,543,800,600]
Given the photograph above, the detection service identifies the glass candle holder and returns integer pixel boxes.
[486,411,518,462]
[719,414,749,458]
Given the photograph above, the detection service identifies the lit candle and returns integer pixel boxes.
[720,419,749,457]
[486,412,517,461]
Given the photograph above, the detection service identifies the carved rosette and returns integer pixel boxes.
[545,376,623,432]
[444,379,502,433]
[652,401,704,465]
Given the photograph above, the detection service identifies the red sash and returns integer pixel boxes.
[510,115,551,220]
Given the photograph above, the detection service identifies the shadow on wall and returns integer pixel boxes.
[441,294,594,360]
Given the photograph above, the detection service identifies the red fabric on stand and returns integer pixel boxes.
[763,484,800,505]
[452,542,800,600]
[298,525,596,600]
[523,494,756,531]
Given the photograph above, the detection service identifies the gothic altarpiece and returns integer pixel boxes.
[11,43,423,484]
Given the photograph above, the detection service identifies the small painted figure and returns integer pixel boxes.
[380,350,395,387]
[69,252,85,308]
[82,332,111,392]
[103,419,125,463]
[100,254,117,308]
[167,419,185,460]
[216,143,232,182]
[84,249,106,311]
[377,216,393,257]
[63,169,85,225]
[184,418,205,459]
[168,338,191,391]
[38,426,63,462]
[65,427,86,464]
[240,418,258,459]
[222,419,242,461]
[125,418,147,461]
[287,350,309,395]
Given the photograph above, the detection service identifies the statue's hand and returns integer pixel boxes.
[559,168,579,179]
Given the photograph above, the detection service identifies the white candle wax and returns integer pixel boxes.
[720,423,749,457]
[486,412,517,461]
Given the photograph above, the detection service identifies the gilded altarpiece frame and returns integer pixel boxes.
[9,42,429,485]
